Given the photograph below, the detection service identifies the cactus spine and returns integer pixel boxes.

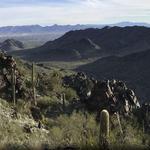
[32,62,36,105]
[99,109,110,149]
[11,67,16,106]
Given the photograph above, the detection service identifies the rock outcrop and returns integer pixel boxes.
[64,72,140,115]
[0,51,25,100]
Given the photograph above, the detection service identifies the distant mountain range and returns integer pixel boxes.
[0,39,24,51]
[0,22,150,35]
[110,21,150,27]
[9,26,150,61]
[0,24,103,35]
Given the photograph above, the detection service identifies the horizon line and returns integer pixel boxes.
[0,21,150,27]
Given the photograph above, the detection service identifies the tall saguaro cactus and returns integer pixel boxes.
[99,109,110,149]
[32,62,36,105]
[11,67,16,106]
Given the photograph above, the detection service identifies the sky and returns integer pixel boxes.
[0,0,150,26]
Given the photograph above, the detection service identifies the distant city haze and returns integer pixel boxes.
[0,0,150,26]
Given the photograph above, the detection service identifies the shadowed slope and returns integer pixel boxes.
[77,49,150,101]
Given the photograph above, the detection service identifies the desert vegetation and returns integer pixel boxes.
[0,53,149,150]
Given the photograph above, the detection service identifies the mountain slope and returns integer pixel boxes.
[10,26,150,61]
[0,39,24,51]
[77,49,150,102]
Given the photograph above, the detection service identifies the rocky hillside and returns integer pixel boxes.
[0,39,24,51]
[0,53,149,149]
[10,26,150,61]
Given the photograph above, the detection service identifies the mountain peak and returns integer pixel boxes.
[0,39,24,51]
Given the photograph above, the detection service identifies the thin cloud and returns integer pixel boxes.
[0,0,150,26]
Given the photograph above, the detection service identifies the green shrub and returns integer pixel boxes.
[63,88,78,102]
[36,96,60,111]
[37,71,64,96]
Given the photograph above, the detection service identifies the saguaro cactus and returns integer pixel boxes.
[62,93,66,111]
[99,109,110,149]
[32,62,36,105]
[11,67,16,106]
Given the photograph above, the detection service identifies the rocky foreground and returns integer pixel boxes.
[0,52,149,149]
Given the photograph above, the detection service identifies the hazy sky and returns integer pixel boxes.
[0,0,150,26]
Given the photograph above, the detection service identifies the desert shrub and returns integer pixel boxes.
[44,111,99,148]
[48,71,63,92]
[63,88,78,102]
[0,99,149,150]
[35,113,150,149]
[37,96,53,110]
[109,115,145,146]
[37,96,61,111]
[37,71,64,96]
[15,99,31,116]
